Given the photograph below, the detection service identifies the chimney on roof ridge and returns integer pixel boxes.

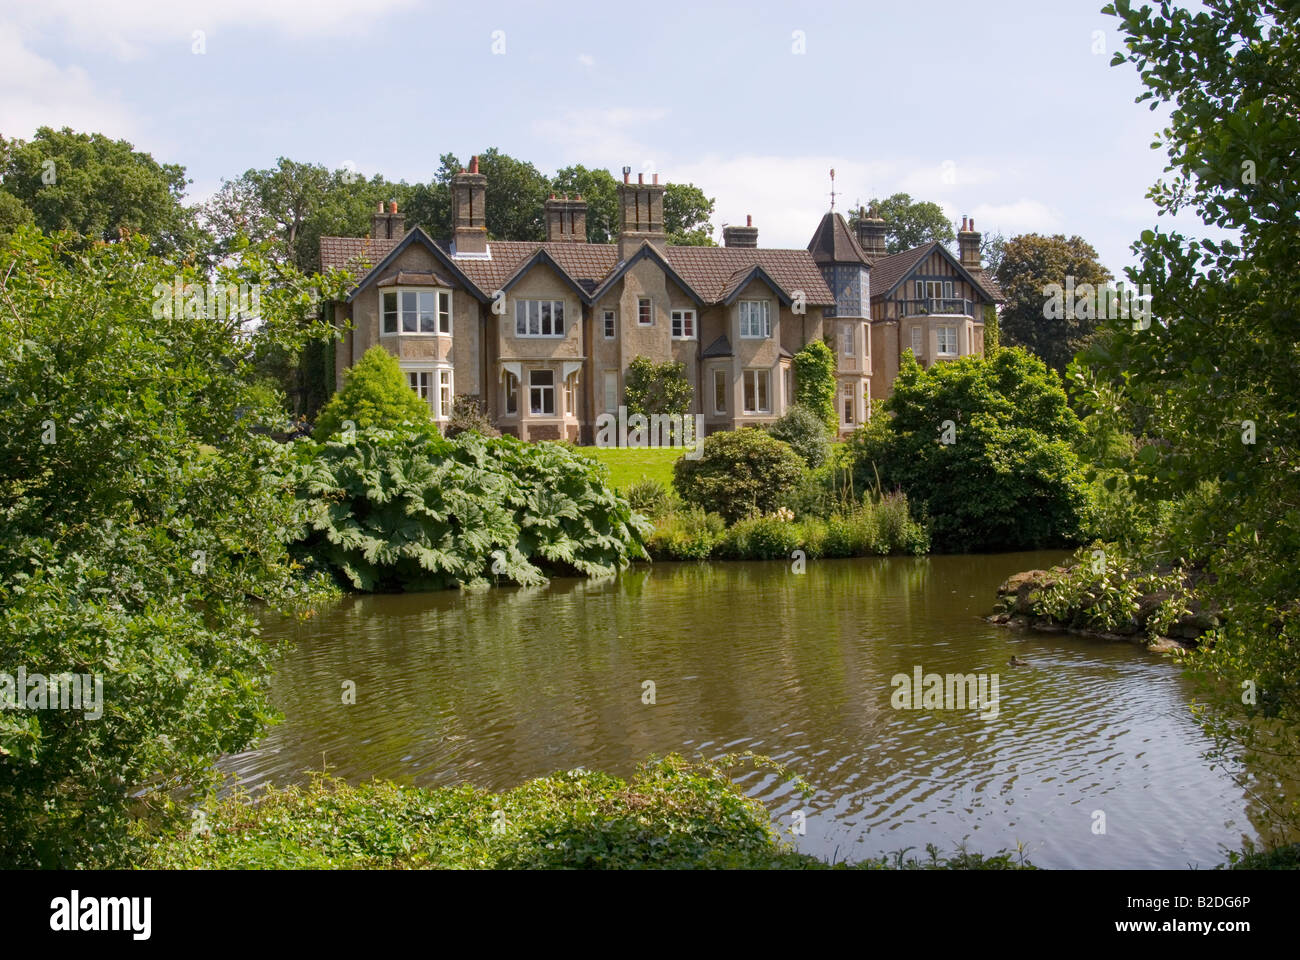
[617,167,666,259]
[371,201,389,239]
[957,214,981,270]
[856,205,887,259]
[452,155,489,254]
[724,215,759,248]
[544,193,588,243]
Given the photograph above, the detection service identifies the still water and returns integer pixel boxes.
[224,552,1260,868]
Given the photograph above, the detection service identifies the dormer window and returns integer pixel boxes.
[382,288,452,335]
[739,300,771,339]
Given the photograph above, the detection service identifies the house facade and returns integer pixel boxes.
[319,157,1003,441]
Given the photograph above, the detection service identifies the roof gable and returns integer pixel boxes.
[499,247,600,304]
[343,227,490,303]
[869,241,1001,303]
[590,242,705,306]
[720,264,794,306]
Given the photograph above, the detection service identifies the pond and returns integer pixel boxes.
[224,551,1262,869]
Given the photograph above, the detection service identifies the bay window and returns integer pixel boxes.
[529,369,555,415]
[937,325,958,356]
[383,288,452,335]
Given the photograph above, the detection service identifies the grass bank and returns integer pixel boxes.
[581,445,683,491]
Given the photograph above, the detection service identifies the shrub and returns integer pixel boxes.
[313,345,435,441]
[719,514,802,560]
[624,478,672,517]
[443,393,500,439]
[644,507,724,560]
[849,348,1089,552]
[674,429,805,523]
[623,355,693,417]
[293,427,649,591]
[792,339,837,433]
[767,403,831,469]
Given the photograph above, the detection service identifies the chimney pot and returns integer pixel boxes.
[638,172,644,184]
[746,214,752,227]
[388,200,398,214]
[469,155,480,174]
[377,202,385,213]
[652,173,658,185]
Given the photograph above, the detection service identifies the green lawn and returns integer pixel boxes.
[581,445,683,491]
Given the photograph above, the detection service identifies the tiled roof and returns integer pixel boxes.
[806,212,869,265]
[320,231,835,305]
[319,236,401,274]
[867,242,937,298]
[701,334,733,358]
[377,269,457,287]
[970,269,1005,302]
[664,246,834,304]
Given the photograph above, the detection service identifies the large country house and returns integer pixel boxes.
[319,157,1003,441]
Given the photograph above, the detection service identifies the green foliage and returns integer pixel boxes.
[792,339,837,433]
[767,403,831,469]
[643,506,726,560]
[0,126,202,258]
[443,394,500,439]
[719,514,803,560]
[852,193,955,254]
[0,229,340,867]
[622,354,693,417]
[663,182,716,246]
[994,233,1113,374]
[674,429,806,524]
[1032,546,1190,639]
[1099,0,1300,834]
[623,478,671,517]
[849,348,1089,552]
[312,345,434,441]
[292,427,649,591]
[146,754,809,869]
[551,164,619,243]
[982,303,1000,353]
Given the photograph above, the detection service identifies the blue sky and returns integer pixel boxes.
[1,0,1203,273]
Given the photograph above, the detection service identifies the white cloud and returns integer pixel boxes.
[9,0,418,60]
[531,107,670,171]
[576,53,595,68]
[969,199,1063,235]
[0,22,138,138]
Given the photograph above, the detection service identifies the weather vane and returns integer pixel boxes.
[829,168,837,211]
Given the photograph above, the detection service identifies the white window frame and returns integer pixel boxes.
[937,324,958,357]
[602,308,616,339]
[382,287,453,336]
[739,300,771,339]
[529,368,556,416]
[910,325,923,356]
[670,308,696,340]
[503,372,519,416]
[438,369,453,419]
[637,298,653,326]
[406,369,433,405]
[564,371,579,418]
[841,380,856,427]
[514,299,566,338]
[713,369,727,415]
[840,326,854,359]
[742,369,770,414]
[603,371,618,414]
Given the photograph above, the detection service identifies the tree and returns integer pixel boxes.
[768,404,831,469]
[436,149,550,242]
[664,182,716,245]
[852,193,954,254]
[850,348,1089,552]
[622,355,694,417]
[313,345,435,441]
[551,164,619,243]
[0,228,343,866]
[792,339,837,433]
[995,233,1113,374]
[674,430,806,523]
[0,126,202,257]
[981,230,1008,275]
[1093,0,1300,833]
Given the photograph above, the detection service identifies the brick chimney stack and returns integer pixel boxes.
[544,193,588,243]
[617,165,666,259]
[958,215,981,270]
[723,214,759,248]
[856,204,887,259]
[451,155,488,255]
